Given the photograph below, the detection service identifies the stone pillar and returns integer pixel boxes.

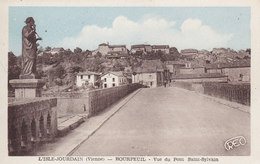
[9,79,45,98]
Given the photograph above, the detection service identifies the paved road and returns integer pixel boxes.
[71,87,250,156]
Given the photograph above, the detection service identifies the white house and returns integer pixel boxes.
[76,71,100,87]
[101,71,128,88]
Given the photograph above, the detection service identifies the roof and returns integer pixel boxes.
[99,43,108,46]
[165,60,187,65]
[131,44,151,49]
[133,59,166,73]
[172,73,227,79]
[101,71,125,77]
[78,71,100,76]
[109,45,126,48]
[152,45,169,49]
[206,61,250,69]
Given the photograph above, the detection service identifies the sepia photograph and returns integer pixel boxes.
[2,0,260,163]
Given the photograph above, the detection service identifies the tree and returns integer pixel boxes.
[94,51,102,58]
[246,48,251,55]
[8,52,21,91]
[74,47,82,54]
[45,46,52,52]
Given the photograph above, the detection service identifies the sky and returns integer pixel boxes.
[9,7,250,56]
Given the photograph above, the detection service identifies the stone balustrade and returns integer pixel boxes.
[8,98,57,155]
[203,82,250,106]
[89,84,143,116]
[172,82,250,106]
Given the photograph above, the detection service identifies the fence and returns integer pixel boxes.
[88,83,143,116]
[202,82,250,106]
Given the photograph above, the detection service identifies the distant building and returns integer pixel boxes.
[130,44,152,54]
[92,43,128,56]
[101,71,128,88]
[165,61,186,77]
[76,71,100,87]
[132,60,168,88]
[205,61,250,82]
[130,44,170,55]
[152,45,170,54]
[50,47,64,55]
[205,64,222,74]
[221,63,250,82]
[132,69,165,88]
[181,49,198,60]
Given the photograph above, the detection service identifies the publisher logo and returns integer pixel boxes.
[224,136,246,150]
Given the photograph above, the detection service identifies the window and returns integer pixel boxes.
[104,78,106,82]
[104,84,107,88]
[112,78,115,82]
[88,75,91,79]
[81,75,83,79]
[112,83,115,87]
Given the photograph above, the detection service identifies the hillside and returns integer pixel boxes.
[8,47,250,92]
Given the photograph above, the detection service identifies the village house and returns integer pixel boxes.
[76,71,100,87]
[92,43,128,56]
[130,44,152,54]
[205,61,250,82]
[181,49,198,60]
[101,71,128,88]
[165,60,186,78]
[152,45,170,54]
[205,64,222,74]
[132,69,164,88]
[130,44,171,55]
[132,60,168,88]
[221,62,250,82]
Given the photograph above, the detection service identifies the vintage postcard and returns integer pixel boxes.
[1,0,260,163]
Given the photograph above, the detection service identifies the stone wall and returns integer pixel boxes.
[8,98,57,155]
[172,76,228,83]
[89,83,143,116]
[43,91,89,118]
[179,67,205,74]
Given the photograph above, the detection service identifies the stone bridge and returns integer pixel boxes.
[8,83,250,156]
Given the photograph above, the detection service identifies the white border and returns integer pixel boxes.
[1,0,260,164]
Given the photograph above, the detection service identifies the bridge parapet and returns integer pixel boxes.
[203,82,250,106]
[8,97,57,155]
[89,84,142,116]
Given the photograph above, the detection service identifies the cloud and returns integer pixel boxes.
[58,16,233,51]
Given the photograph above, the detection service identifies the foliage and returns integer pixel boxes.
[74,47,83,54]
[8,52,21,90]
[45,46,52,52]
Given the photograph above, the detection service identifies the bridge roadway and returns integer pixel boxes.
[71,87,250,156]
